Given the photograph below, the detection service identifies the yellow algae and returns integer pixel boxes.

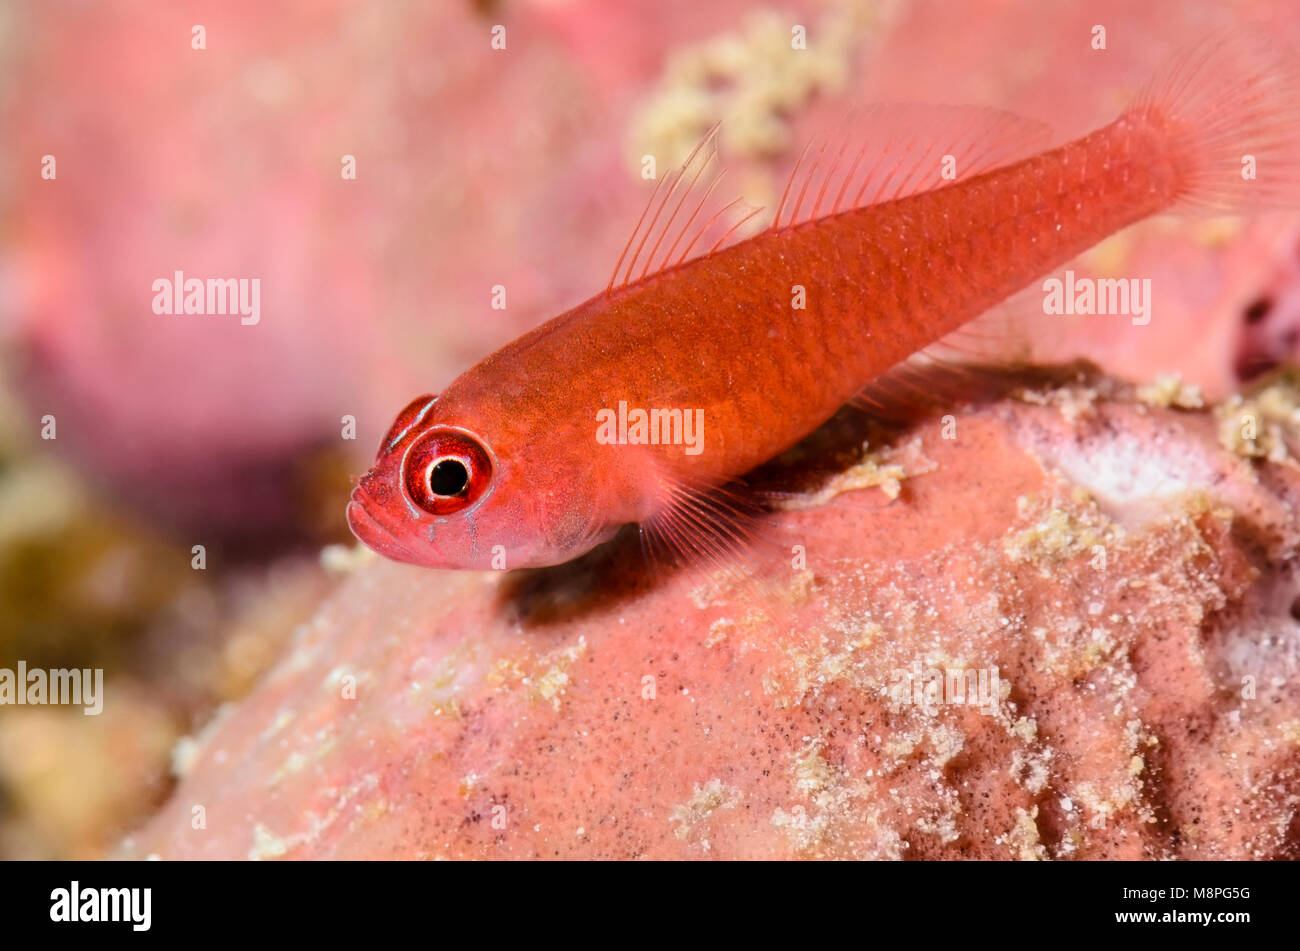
[882,733,917,760]
[487,655,526,688]
[267,750,312,787]
[793,738,833,795]
[786,569,817,603]
[687,566,758,609]
[1215,378,1300,462]
[1010,748,1051,795]
[1136,373,1204,410]
[489,638,587,711]
[170,736,200,779]
[705,617,734,648]
[1065,721,1158,834]
[1003,495,1110,566]
[914,788,963,845]
[1081,632,1117,670]
[534,663,571,709]
[1013,806,1047,861]
[319,542,374,573]
[926,723,965,769]
[775,437,935,508]
[1014,382,1100,424]
[761,624,883,707]
[406,642,484,717]
[1012,716,1038,744]
[248,822,311,861]
[245,783,376,861]
[459,772,480,798]
[670,778,741,841]
[1280,721,1300,744]
[707,610,769,648]
[265,709,295,738]
[628,0,885,168]
[775,731,949,857]
[538,639,588,708]
[1074,780,1132,824]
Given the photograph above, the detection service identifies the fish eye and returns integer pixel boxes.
[402,427,492,516]
[429,458,469,496]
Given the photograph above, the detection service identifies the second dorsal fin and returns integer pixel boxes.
[774,104,1054,229]
[609,105,1053,293]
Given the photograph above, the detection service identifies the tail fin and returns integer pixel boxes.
[1129,32,1300,212]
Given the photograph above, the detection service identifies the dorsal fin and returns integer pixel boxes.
[608,126,763,294]
[774,104,1054,229]
[609,106,1052,292]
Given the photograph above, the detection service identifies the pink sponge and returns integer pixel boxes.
[122,376,1300,859]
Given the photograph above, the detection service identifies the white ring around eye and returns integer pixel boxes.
[426,456,471,497]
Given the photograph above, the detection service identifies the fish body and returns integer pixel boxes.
[349,37,1300,570]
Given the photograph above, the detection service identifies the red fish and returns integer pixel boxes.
[349,37,1300,570]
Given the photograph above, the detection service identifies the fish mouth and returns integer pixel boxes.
[346,486,427,565]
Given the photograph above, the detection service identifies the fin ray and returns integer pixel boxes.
[608,126,762,293]
[640,469,775,583]
[776,104,1054,231]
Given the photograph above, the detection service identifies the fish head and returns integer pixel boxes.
[348,394,615,569]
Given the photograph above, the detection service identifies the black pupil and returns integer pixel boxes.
[430,459,469,496]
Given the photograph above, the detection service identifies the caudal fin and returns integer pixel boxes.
[1130,32,1300,212]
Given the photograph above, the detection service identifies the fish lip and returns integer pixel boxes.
[346,487,428,565]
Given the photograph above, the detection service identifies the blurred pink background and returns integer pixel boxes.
[1,0,1299,857]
